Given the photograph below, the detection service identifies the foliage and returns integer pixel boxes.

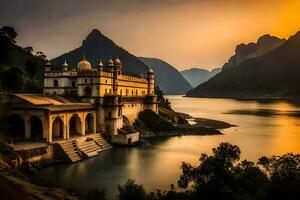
[0,26,43,93]
[86,188,108,200]
[136,109,175,132]
[116,143,300,200]
[155,87,171,109]
[0,26,17,43]
[117,179,147,200]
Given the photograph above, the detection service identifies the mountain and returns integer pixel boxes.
[186,32,300,98]
[51,29,148,76]
[180,68,221,88]
[139,57,192,94]
[223,34,286,69]
[51,29,190,94]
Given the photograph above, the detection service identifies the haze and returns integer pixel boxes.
[1,0,300,70]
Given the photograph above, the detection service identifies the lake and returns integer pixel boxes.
[35,96,300,199]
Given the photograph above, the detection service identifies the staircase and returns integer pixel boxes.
[56,134,113,162]
[89,134,113,150]
[78,140,102,158]
[58,140,82,162]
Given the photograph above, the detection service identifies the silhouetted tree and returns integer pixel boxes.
[117,179,147,200]
[24,59,39,78]
[0,26,17,43]
[24,46,33,53]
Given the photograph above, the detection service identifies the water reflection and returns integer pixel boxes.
[35,96,300,199]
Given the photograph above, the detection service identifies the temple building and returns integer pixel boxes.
[6,56,158,150]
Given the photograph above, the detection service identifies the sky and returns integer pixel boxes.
[1,0,300,70]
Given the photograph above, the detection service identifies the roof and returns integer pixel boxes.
[8,94,96,112]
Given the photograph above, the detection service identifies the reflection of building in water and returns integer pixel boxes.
[7,56,158,146]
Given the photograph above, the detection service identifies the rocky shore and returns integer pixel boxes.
[134,107,234,138]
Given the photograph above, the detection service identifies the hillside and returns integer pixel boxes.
[186,32,300,98]
[180,68,221,88]
[139,57,192,94]
[0,28,44,93]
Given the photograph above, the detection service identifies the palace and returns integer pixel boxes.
[6,56,158,149]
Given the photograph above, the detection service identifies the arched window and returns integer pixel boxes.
[54,79,58,87]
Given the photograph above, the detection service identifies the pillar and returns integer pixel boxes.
[24,114,31,139]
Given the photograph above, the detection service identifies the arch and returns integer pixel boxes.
[84,87,91,97]
[85,113,94,134]
[54,79,58,87]
[30,116,43,140]
[7,114,25,141]
[52,117,64,139]
[69,114,82,137]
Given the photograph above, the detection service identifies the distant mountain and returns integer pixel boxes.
[139,57,192,94]
[180,68,221,88]
[51,29,149,76]
[223,34,286,69]
[186,32,300,98]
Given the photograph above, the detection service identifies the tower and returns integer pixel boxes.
[62,60,68,71]
[147,67,155,95]
[44,61,52,72]
[98,59,104,72]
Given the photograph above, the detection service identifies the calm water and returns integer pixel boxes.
[35,96,300,199]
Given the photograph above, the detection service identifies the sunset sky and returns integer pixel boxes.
[1,0,300,70]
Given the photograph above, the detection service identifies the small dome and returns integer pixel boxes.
[107,57,114,66]
[98,59,104,67]
[77,58,92,71]
[62,60,68,67]
[114,57,122,65]
[148,67,154,73]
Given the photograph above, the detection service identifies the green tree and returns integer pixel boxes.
[0,26,17,43]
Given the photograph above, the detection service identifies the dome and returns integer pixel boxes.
[148,67,154,73]
[62,60,68,67]
[77,58,92,71]
[107,57,114,66]
[98,59,104,67]
[114,58,122,65]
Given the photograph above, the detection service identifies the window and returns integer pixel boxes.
[105,89,107,94]
[85,79,87,83]
[90,78,92,83]
[120,90,122,95]
[126,89,128,96]
[105,80,108,84]
[53,80,58,87]
[118,71,121,75]
[136,89,138,95]
[72,81,76,87]
[84,87,91,97]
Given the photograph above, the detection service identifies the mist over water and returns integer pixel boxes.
[35,96,300,199]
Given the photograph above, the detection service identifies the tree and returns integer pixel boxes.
[24,59,39,78]
[0,26,17,43]
[36,51,47,60]
[117,179,147,200]
[0,66,24,92]
[24,46,33,53]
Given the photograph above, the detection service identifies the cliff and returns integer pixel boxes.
[186,32,300,99]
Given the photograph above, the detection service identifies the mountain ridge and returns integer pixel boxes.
[139,57,192,94]
[186,32,300,98]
